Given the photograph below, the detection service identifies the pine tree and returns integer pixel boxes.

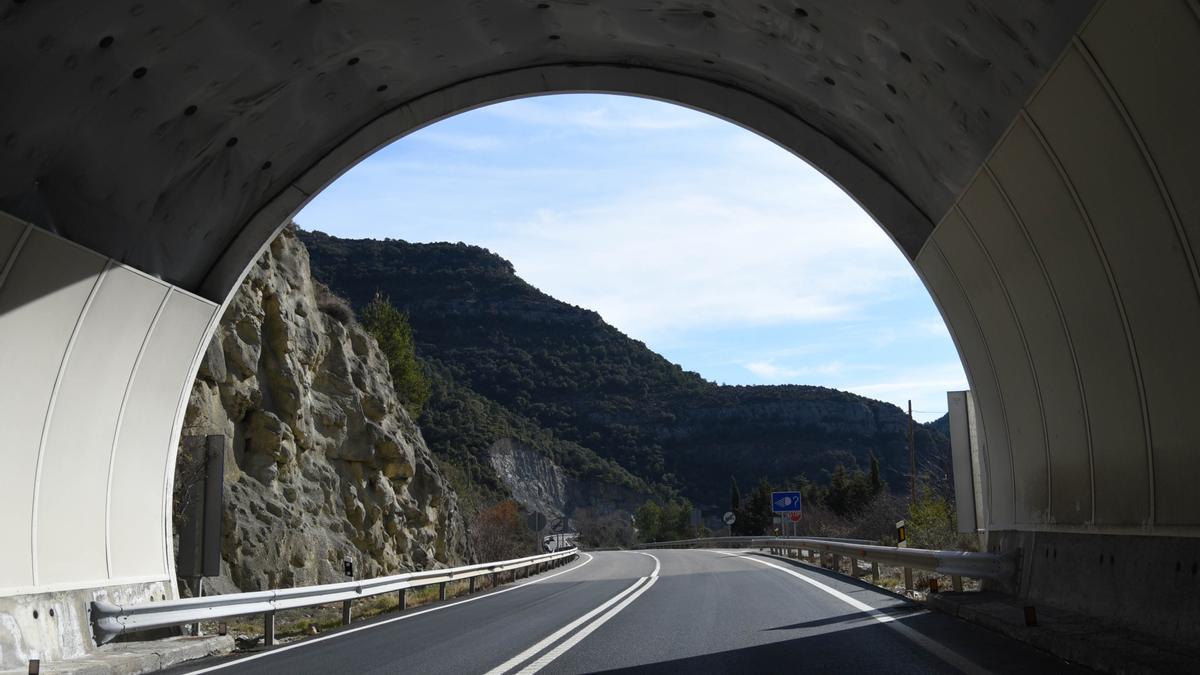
[730,476,741,512]
[738,478,773,535]
[360,293,431,418]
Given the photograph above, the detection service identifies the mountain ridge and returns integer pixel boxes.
[297,227,950,513]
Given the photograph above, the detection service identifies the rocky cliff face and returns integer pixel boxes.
[487,440,647,521]
[487,440,568,519]
[176,228,470,593]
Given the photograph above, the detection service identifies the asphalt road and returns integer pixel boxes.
[166,550,1086,674]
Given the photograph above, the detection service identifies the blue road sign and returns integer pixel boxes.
[771,491,802,513]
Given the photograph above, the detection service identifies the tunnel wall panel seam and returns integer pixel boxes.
[930,217,1029,524]
[103,287,171,581]
[158,298,221,585]
[1029,34,1200,527]
[1016,108,1155,525]
[980,164,1097,524]
[1076,0,1200,527]
[0,222,31,291]
[0,229,108,590]
[108,291,217,580]
[908,262,996,526]
[1070,36,1200,320]
[28,263,108,588]
[952,201,1054,523]
[987,117,1150,527]
[921,240,1017,528]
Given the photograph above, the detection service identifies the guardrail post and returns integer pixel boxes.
[850,557,859,578]
[904,567,914,592]
[952,575,963,592]
[342,599,352,626]
[871,562,879,583]
[399,588,407,611]
[439,582,447,600]
[469,576,476,594]
[832,554,842,573]
[263,611,275,647]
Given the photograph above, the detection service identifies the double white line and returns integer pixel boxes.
[486,551,661,675]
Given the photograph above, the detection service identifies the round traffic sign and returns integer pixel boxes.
[723,511,736,525]
[788,512,801,522]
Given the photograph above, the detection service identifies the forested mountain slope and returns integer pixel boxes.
[298,228,949,512]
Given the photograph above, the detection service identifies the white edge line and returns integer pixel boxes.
[712,550,989,675]
[516,552,661,675]
[182,553,595,674]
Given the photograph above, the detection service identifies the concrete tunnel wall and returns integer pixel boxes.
[0,210,216,665]
[0,0,1199,662]
[921,0,1200,534]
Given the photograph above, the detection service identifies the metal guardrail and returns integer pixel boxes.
[634,536,1014,589]
[91,548,579,645]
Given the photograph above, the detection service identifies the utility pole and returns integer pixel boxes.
[908,399,917,505]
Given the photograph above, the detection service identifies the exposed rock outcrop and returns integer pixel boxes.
[176,228,470,593]
[487,440,645,522]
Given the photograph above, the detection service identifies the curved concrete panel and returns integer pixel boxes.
[35,266,169,587]
[0,219,216,598]
[0,227,106,593]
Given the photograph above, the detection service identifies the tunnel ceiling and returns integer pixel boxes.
[0,0,1092,294]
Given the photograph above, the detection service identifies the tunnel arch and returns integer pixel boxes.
[201,63,937,303]
[1,0,1199,664]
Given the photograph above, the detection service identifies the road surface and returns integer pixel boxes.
[164,550,1085,674]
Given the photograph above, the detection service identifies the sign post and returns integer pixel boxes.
[722,511,736,537]
[896,520,907,548]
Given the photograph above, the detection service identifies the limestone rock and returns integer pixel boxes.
[488,439,643,522]
[175,227,471,593]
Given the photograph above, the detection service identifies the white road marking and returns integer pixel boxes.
[712,550,989,675]
[487,552,661,675]
[182,553,595,674]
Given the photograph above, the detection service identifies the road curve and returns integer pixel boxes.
[164,550,1084,674]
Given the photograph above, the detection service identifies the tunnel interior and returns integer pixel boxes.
[1,0,1199,664]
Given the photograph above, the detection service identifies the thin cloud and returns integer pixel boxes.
[745,360,847,379]
[482,96,721,132]
[414,131,507,152]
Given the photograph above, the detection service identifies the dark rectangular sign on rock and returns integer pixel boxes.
[177,435,224,579]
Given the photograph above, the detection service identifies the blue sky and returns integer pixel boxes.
[297,94,966,421]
